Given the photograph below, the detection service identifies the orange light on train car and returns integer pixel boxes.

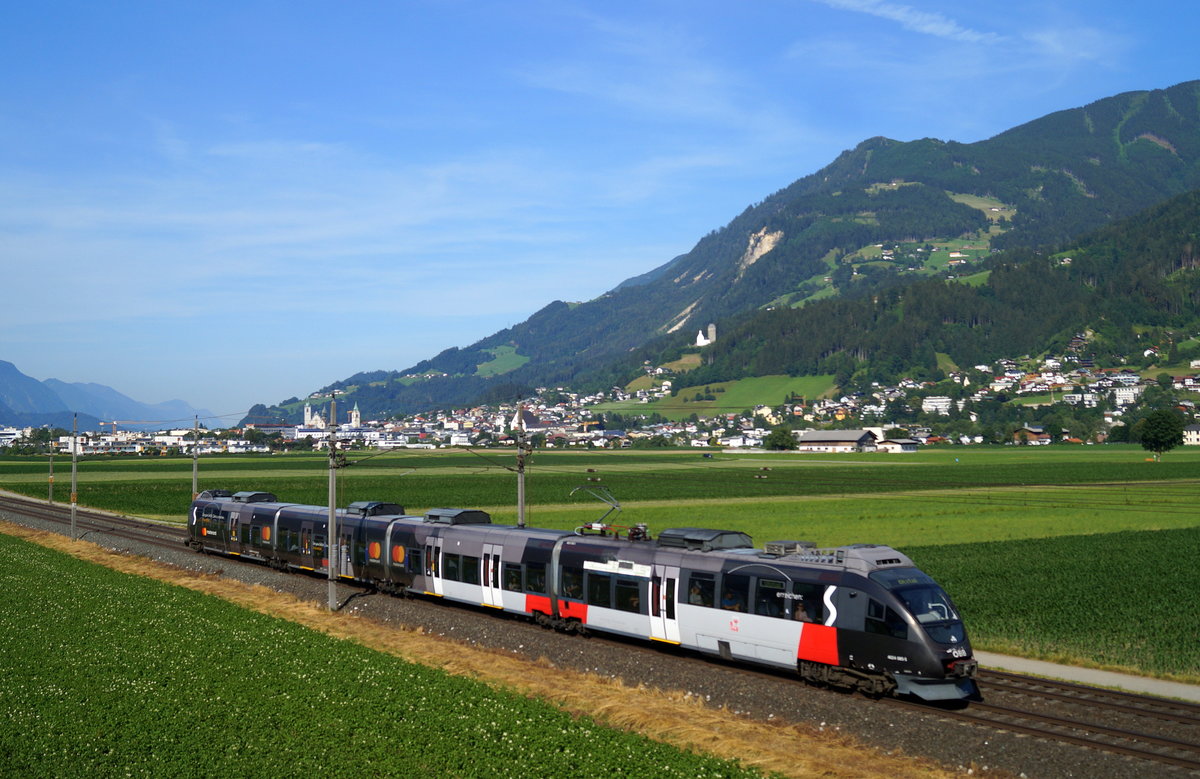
[368,541,381,559]
[262,527,271,542]
[391,545,405,564]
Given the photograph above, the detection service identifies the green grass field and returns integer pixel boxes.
[476,345,530,377]
[3,445,1198,678]
[594,374,836,419]
[0,534,760,778]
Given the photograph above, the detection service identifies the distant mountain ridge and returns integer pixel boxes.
[0,361,213,431]
[247,80,1200,421]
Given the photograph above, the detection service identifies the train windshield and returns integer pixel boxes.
[870,568,966,645]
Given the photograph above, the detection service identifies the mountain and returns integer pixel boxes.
[42,380,211,428]
[658,188,1200,390]
[250,80,1200,420]
[0,360,68,415]
[0,361,213,431]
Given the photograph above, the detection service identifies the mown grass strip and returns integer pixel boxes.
[0,522,954,779]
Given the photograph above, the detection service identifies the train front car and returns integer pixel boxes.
[827,546,978,701]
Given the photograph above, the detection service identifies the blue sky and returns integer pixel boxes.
[1,1,1194,422]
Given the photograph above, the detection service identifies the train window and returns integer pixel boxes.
[561,567,583,600]
[687,573,715,608]
[462,555,481,585]
[790,582,827,623]
[241,525,250,544]
[313,534,325,556]
[664,578,675,620]
[866,599,908,640]
[615,579,641,613]
[526,562,547,594]
[503,563,522,592]
[754,579,785,617]
[251,526,261,546]
[444,554,461,582]
[407,548,422,574]
[719,574,749,612]
[586,573,612,608]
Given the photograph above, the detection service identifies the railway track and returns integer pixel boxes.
[4,490,1200,774]
[878,669,1200,772]
[981,668,1200,726]
[0,493,187,555]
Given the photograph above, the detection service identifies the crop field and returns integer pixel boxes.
[3,446,1198,523]
[0,533,762,778]
[2,445,1198,678]
[912,526,1200,681]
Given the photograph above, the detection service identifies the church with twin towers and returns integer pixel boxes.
[303,400,361,430]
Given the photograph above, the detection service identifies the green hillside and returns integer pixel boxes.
[595,374,836,420]
[650,189,1200,393]
[244,81,1200,421]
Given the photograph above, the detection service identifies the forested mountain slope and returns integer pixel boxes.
[246,81,1200,421]
[648,188,1200,391]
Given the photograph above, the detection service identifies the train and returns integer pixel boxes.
[186,489,979,701]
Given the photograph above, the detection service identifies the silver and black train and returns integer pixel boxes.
[187,490,978,701]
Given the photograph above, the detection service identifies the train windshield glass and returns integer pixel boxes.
[870,568,965,644]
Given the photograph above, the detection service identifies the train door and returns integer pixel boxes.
[300,522,314,569]
[338,529,354,578]
[481,543,504,608]
[650,563,681,644]
[423,536,444,596]
[226,512,239,555]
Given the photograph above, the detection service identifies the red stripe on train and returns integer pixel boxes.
[558,599,588,621]
[523,593,588,622]
[797,623,839,665]
[525,593,552,615]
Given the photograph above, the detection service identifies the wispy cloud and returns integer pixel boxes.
[517,15,741,125]
[1022,25,1129,66]
[811,0,1002,44]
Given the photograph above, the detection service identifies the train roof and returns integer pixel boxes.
[656,527,753,551]
[751,543,914,575]
[423,508,492,525]
[348,501,405,517]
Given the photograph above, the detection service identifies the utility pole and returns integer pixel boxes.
[191,415,199,499]
[70,413,78,539]
[327,396,339,611]
[47,448,54,503]
[515,405,530,528]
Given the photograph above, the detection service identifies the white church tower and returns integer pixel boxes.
[303,403,327,430]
